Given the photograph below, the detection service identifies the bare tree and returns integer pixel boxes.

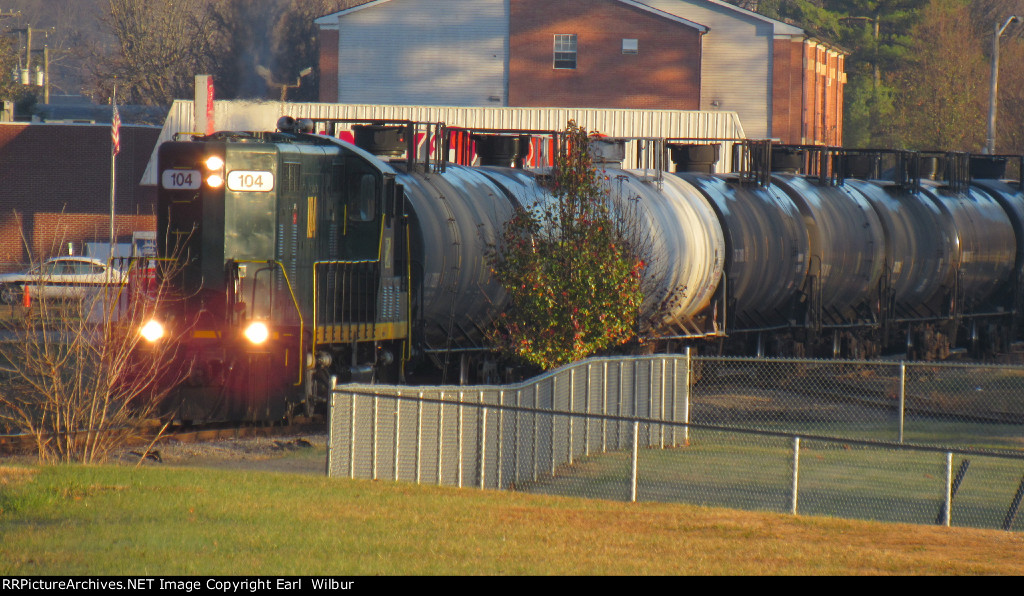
[892,0,988,151]
[209,0,356,100]
[87,0,222,105]
[0,245,192,464]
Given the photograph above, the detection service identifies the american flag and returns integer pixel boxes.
[111,102,121,156]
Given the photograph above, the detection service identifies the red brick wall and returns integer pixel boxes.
[772,38,806,145]
[790,41,844,146]
[0,123,159,270]
[319,29,340,103]
[509,0,701,110]
[802,43,845,146]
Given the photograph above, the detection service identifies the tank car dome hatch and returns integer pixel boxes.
[668,144,721,174]
[294,118,315,133]
[471,134,526,167]
[770,147,804,174]
[970,155,1008,180]
[352,124,407,156]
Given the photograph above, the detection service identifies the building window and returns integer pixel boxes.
[553,34,577,69]
[622,39,638,54]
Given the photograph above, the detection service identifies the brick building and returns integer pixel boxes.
[0,122,159,270]
[315,0,846,144]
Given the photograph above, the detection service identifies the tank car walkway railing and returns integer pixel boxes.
[327,354,1024,532]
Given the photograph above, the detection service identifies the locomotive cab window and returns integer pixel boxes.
[348,172,377,222]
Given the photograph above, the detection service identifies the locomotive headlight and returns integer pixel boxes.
[206,174,224,188]
[140,319,165,343]
[244,321,270,345]
[204,155,224,171]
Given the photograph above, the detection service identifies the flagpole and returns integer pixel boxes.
[109,84,118,259]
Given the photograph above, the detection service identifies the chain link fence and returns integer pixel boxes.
[693,356,1024,450]
[328,354,1024,531]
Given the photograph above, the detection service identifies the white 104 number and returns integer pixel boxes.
[227,170,275,192]
[161,169,201,190]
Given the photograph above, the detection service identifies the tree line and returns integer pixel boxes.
[742,0,1024,153]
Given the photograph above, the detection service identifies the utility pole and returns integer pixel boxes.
[9,26,54,96]
[986,16,1021,155]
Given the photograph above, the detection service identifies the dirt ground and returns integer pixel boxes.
[116,431,330,474]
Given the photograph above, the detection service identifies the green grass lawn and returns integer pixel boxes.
[512,430,1024,533]
[3,459,1024,575]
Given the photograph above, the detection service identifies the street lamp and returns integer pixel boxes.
[986,16,1021,155]
[256,65,314,101]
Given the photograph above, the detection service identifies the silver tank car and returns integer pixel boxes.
[467,166,726,338]
[399,165,517,349]
[773,175,887,318]
[846,179,959,311]
[918,180,1016,307]
[675,173,809,329]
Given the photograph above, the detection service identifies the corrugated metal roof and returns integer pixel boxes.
[141,100,746,185]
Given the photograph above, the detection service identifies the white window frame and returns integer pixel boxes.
[553,34,577,69]
[622,39,638,54]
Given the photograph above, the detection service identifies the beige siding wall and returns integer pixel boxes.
[639,0,786,139]
[326,0,508,107]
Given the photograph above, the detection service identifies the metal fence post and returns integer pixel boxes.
[617,361,624,450]
[458,391,464,489]
[585,363,591,457]
[371,395,379,480]
[899,362,906,444]
[513,389,520,486]
[670,358,677,446]
[478,391,485,488]
[480,406,488,490]
[533,383,539,482]
[791,437,800,515]
[660,358,666,449]
[943,452,953,527]
[551,377,557,477]
[393,396,400,482]
[630,420,639,503]
[349,391,356,480]
[327,376,336,477]
[498,390,505,490]
[648,359,655,445]
[437,392,444,486]
[683,348,691,446]
[602,361,608,453]
[569,368,575,465]
[415,393,423,485]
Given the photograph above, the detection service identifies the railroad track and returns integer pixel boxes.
[0,417,324,458]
